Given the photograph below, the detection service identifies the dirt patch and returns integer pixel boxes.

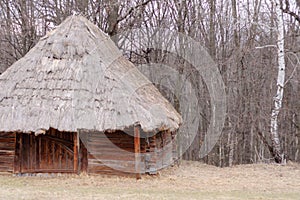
[0,161,299,200]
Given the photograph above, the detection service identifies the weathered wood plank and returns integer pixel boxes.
[134,126,141,179]
[80,140,88,173]
[74,132,79,174]
[88,153,135,161]
[36,136,40,170]
[19,169,75,173]
[86,130,139,175]
[13,133,20,173]
[88,143,134,150]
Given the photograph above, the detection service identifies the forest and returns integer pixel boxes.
[0,0,299,167]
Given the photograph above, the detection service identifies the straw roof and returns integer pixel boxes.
[0,15,182,133]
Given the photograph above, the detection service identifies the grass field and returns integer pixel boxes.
[0,161,299,200]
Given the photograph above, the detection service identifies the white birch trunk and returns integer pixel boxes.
[270,0,285,163]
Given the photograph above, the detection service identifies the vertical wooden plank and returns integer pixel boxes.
[20,134,23,173]
[51,139,55,169]
[80,140,88,174]
[134,126,141,179]
[29,134,33,170]
[47,138,51,167]
[13,132,21,174]
[54,130,59,169]
[50,128,55,169]
[58,131,62,169]
[59,132,63,169]
[35,135,39,170]
[74,132,79,174]
[45,133,49,168]
[38,136,42,170]
[145,132,157,174]
[78,131,89,173]
[23,134,30,172]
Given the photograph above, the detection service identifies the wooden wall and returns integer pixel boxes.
[0,128,176,175]
[14,129,75,173]
[83,130,136,175]
[141,130,174,174]
[81,129,175,175]
[0,132,15,172]
[155,131,174,169]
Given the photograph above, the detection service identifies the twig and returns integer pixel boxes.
[284,51,300,85]
[255,45,277,49]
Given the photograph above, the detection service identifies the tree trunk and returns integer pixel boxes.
[270,0,285,164]
[209,0,216,58]
[106,0,119,38]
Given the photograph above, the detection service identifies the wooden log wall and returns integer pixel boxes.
[82,129,175,176]
[141,133,157,174]
[155,130,173,169]
[0,132,15,172]
[85,130,136,175]
[77,128,177,176]
[141,130,174,174]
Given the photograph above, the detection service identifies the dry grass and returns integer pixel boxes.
[0,161,300,200]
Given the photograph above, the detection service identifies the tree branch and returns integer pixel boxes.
[280,0,300,23]
[117,0,152,23]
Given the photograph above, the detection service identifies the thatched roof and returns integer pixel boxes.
[0,15,182,133]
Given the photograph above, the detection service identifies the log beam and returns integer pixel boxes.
[134,126,141,179]
[74,132,79,174]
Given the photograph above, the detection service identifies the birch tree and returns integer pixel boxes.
[270,0,286,163]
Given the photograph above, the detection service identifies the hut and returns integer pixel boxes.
[0,16,181,176]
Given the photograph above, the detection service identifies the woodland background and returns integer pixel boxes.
[0,0,299,167]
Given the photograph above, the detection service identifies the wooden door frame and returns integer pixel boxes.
[13,131,80,174]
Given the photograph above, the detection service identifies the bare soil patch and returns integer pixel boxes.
[0,161,299,200]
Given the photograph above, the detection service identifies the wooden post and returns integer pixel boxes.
[134,126,141,179]
[74,132,79,174]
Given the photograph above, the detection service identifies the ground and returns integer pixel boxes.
[0,161,300,200]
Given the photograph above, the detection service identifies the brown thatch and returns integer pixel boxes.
[0,16,182,133]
